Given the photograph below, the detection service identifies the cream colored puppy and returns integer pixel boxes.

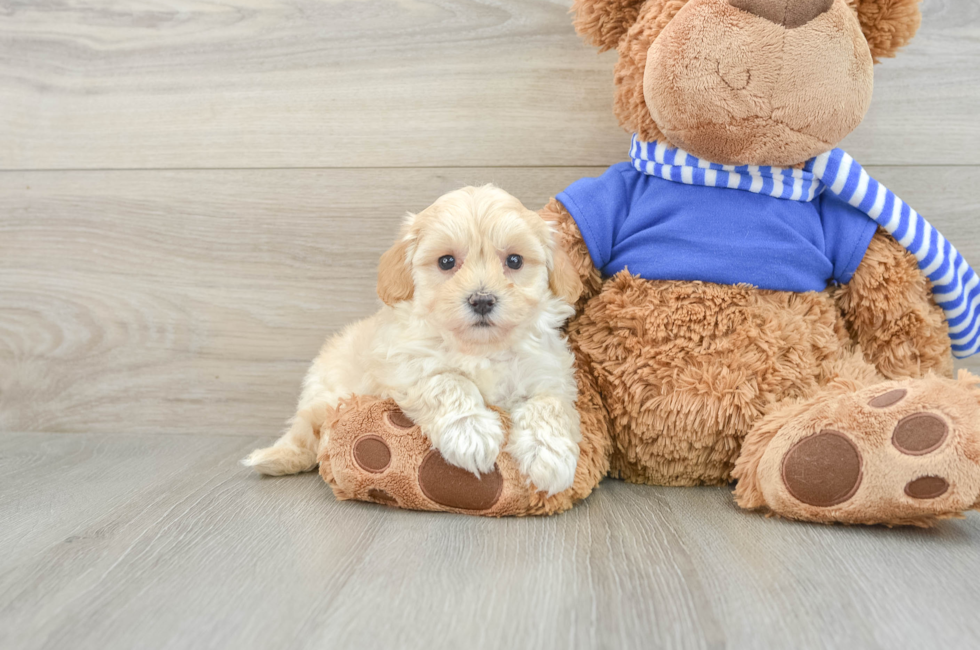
[243,185,584,495]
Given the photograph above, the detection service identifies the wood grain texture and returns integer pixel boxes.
[1,0,978,170]
[0,166,595,436]
[3,166,978,437]
[1,432,979,650]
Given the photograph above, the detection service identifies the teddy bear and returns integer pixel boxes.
[319,0,980,526]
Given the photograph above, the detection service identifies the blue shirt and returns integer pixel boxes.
[556,162,878,292]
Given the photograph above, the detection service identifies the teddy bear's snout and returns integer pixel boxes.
[729,0,833,29]
[642,0,872,166]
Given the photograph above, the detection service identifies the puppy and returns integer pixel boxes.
[243,185,584,495]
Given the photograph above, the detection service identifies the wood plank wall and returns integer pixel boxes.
[2,0,979,436]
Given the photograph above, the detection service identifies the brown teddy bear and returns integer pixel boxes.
[320,0,980,526]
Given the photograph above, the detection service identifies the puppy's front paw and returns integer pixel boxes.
[435,409,504,475]
[508,433,579,496]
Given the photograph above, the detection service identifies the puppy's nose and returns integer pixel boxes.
[729,0,833,28]
[468,292,496,316]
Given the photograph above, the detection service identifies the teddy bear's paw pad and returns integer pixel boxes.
[781,430,863,507]
[905,476,949,500]
[868,388,907,408]
[353,435,392,473]
[892,413,948,456]
[386,408,416,430]
[418,450,503,511]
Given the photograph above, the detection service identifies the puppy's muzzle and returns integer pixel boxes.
[468,292,497,317]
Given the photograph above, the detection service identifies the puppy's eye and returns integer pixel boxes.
[438,255,456,271]
[506,254,523,270]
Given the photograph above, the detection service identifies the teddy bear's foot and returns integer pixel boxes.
[317,396,599,516]
[734,371,980,526]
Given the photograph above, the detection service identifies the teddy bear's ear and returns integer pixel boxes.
[854,0,922,62]
[571,0,650,51]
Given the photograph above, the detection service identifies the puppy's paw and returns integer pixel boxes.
[435,409,504,475]
[242,443,318,476]
[508,433,579,496]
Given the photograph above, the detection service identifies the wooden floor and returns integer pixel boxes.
[2,1,980,648]
[3,431,980,650]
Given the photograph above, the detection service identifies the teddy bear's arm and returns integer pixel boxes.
[835,227,953,379]
[540,198,604,307]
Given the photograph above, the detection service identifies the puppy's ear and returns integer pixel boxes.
[377,218,416,307]
[550,244,585,305]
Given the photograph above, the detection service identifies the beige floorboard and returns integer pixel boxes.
[1,0,977,169]
[2,166,979,436]
[1,431,979,650]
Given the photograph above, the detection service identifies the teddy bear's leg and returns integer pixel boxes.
[835,227,953,379]
[733,354,980,526]
[318,341,612,516]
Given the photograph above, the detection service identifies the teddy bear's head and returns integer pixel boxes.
[574,0,922,166]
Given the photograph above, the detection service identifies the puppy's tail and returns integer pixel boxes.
[241,443,318,476]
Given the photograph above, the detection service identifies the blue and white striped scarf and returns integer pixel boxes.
[629,135,979,358]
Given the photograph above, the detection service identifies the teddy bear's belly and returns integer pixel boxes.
[572,272,849,487]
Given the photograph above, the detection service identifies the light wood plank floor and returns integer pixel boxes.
[2,1,980,648]
[3,431,980,650]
